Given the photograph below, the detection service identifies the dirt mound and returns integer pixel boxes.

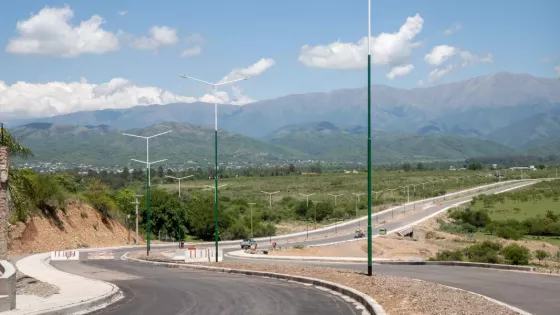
[9,199,143,255]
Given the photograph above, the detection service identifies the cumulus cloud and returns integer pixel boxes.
[131,26,179,52]
[443,23,462,36]
[298,13,423,79]
[386,64,414,80]
[425,45,458,66]
[555,66,560,76]
[0,78,198,118]
[219,58,276,83]
[1,58,275,118]
[180,33,204,57]
[423,45,493,83]
[118,11,128,16]
[5,6,120,57]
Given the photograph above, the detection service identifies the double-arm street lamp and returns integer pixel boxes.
[124,130,171,256]
[180,74,250,261]
[166,175,194,199]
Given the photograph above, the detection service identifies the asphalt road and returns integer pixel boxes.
[52,259,366,315]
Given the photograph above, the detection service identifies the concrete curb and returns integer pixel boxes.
[6,253,123,315]
[122,253,386,315]
[227,250,535,271]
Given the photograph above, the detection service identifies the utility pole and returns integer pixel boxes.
[247,202,256,237]
[261,191,279,242]
[352,192,365,227]
[131,194,143,245]
[180,73,251,262]
[124,130,171,256]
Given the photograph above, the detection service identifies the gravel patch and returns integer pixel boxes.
[129,252,520,315]
[15,270,59,298]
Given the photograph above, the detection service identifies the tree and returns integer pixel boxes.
[534,249,549,265]
[315,202,334,222]
[416,162,425,171]
[84,178,115,218]
[157,166,164,179]
[121,167,130,182]
[500,243,530,265]
[402,163,412,172]
[288,163,296,173]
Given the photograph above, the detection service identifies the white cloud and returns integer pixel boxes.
[427,65,454,83]
[554,66,560,76]
[180,46,202,57]
[425,45,458,66]
[220,58,276,83]
[0,78,197,118]
[180,33,204,57]
[443,23,462,36]
[423,45,493,82]
[1,59,275,118]
[5,6,120,57]
[298,14,424,75]
[118,11,128,16]
[131,26,179,52]
[386,64,414,80]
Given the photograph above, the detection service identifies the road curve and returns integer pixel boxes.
[52,258,366,315]
[223,180,560,315]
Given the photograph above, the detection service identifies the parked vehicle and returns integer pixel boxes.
[240,238,257,250]
[354,229,365,238]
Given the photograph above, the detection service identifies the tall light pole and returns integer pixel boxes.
[261,191,280,242]
[181,73,250,262]
[299,193,315,208]
[131,194,143,245]
[352,192,365,227]
[247,202,256,237]
[366,0,373,276]
[166,175,194,199]
[328,193,344,207]
[124,130,171,256]
[400,186,409,213]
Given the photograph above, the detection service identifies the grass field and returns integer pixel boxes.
[155,169,555,218]
[472,198,560,221]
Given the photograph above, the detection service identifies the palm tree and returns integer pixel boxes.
[1,127,33,259]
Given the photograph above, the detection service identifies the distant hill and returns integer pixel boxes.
[10,122,305,166]
[10,121,520,166]
[525,138,560,157]
[265,121,516,163]
[7,72,560,140]
[486,112,560,150]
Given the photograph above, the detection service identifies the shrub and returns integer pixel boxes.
[467,241,502,263]
[432,249,464,261]
[496,226,525,240]
[501,243,530,265]
[534,249,549,264]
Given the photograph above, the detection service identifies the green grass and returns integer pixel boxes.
[473,232,560,247]
[472,198,560,221]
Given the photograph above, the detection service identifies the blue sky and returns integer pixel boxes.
[0,0,559,118]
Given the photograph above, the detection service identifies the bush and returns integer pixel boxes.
[496,226,525,240]
[432,249,464,261]
[467,241,502,263]
[534,249,549,264]
[501,243,530,265]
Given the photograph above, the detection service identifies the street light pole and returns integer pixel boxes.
[367,0,373,276]
[247,202,256,237]
[124,130,171,256]
[181,74,250,262]
[165,175,194,199]
[352,192,365,227]
[261,191,280,242]
[299,193,315,208]
[328,193,344,207]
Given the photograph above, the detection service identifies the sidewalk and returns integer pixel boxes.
[4,253,122,315]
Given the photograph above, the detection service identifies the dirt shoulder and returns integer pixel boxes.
[129,252,518,315]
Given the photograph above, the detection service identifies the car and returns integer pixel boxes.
[354,229,365,238]
[240,238,257,250]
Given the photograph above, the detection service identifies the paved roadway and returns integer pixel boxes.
[52,257,365,315]
[52,180,560,315]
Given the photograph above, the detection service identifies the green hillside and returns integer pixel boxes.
[10,122,306,166]
[266,121,517,163]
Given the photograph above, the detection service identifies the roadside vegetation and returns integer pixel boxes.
[432,179,560,267]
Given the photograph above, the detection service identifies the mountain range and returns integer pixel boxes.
[5,71,560,165]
